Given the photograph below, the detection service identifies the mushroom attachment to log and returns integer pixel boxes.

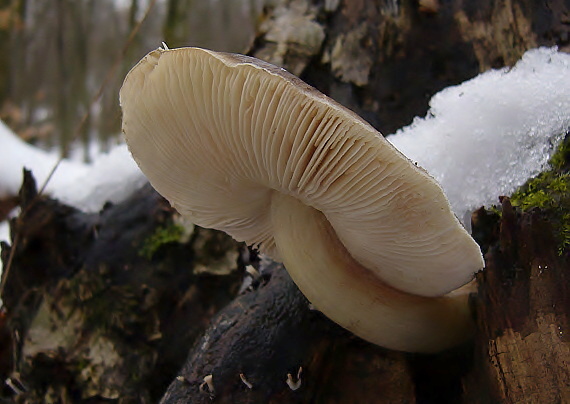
[120,47,484,353]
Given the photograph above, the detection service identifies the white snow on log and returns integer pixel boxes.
[388,47,570,223]
[0,121,145,212]
[54,145,147,213]
[0,120,88,198]
[0,122,145,276]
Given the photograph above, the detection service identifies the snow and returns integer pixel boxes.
[0,122,146,276]
[0,120,145,212]
[1,47,570,279]
[54,146,147,212]
[388,47,570,222]
[0,120,89,198]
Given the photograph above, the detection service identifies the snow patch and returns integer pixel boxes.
[0,120,89,198]
[0,121,145,213]
[388,47,570,221]
[54,145,147,213]
[0,121,145,277]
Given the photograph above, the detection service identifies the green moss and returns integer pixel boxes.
[510,172,570,211]
[549,174,569,193]
[559,214,570,256]
[139,224,185,260]
[549,137,570,171]
[509,136,570,255]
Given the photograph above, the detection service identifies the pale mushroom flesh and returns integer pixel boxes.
[120,47,484,352]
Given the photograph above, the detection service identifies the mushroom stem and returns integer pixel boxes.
[270,192,475,353]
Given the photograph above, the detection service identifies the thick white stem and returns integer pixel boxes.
[270,192,475,353]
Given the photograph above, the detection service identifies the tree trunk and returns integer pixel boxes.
[465,199,570,403]
[250,0,568,133]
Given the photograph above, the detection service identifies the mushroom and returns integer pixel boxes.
[120,47,484,353]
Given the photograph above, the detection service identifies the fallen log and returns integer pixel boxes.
[0,170,244,402]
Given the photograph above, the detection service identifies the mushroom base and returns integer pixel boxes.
[270,192,475,353]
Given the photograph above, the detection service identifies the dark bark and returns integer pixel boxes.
[0,196,18,223]
[463,136,570,403]
[250,0,569,134]
[465,198,570,403]
[0,171,244,402]
[0,0,14,106]
[4,171,567,402]
[160,262,418,404]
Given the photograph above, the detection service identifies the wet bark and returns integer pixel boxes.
[2,173,568,402]
[160,261,418,404]
[465,199,570,404]
[0,171,245,402]
[250,0,569,133]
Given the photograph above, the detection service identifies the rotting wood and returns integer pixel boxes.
[0,171,244,402]
[466,198,570,403]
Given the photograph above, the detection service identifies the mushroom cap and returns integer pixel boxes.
[120,47,484,297]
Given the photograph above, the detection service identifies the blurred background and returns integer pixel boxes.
[0,0,265,161]
[2,0,568,164]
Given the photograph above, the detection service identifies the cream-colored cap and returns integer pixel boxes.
[121,47,485,352]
